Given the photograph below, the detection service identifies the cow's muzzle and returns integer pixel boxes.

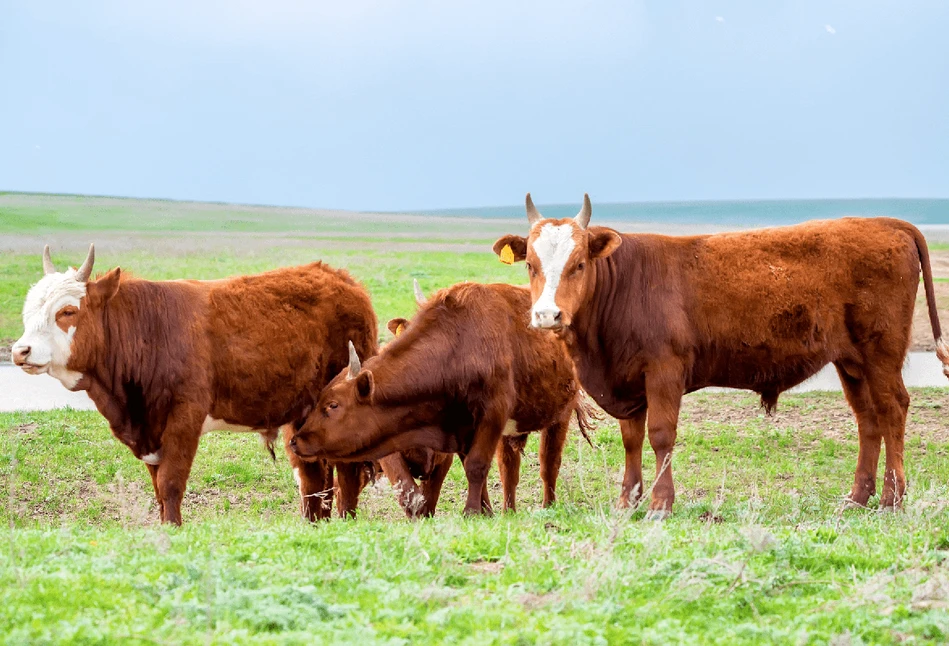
[531,308,563,330]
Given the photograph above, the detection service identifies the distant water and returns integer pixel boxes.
[414,198,949,228]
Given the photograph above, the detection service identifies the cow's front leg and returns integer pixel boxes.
[334,462,365,519]
[418,453,454,517]
[644,365,684,520]
[462,407,506,516]
[155,405,204,525]
[618,410,647,508]
[378,454,427,518]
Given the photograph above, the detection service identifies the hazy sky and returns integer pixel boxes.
[2,1,947,210]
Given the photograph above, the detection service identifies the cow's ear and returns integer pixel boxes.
[492,236,527,264]
[387,318,409,336]
[355,370,375,402]
[588,229,622,260]
[88,267,122,302]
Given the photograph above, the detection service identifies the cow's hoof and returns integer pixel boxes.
[841,497,868,510]
[644,509,671,521]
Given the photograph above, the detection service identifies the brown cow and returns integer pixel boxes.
[289,281,596,515]
[492,194,949,518]
[370,280,596,517]
[10,246,378,524]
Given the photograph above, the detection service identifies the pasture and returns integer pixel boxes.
[3,193,949,644]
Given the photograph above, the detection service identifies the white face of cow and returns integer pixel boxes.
[492,194,623,330]
[11,245,95,389]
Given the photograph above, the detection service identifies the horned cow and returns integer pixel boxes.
[11,246,378,524]
[289,281,596,515]
[493,194,949,518]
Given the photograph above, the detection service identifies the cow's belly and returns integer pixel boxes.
[694,346,832,394]
[201,415,259,435]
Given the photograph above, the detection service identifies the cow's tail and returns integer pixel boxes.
[573,390,602,447]
[900,220,949,379]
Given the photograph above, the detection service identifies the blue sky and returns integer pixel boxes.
[2,1,947,211]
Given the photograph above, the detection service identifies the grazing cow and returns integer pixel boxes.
[289,281,596,515]
[11,245,378,524]
[492,194,949,517]
[370,280,596,517]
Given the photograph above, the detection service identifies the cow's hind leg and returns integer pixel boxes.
[644,365,684,519]
[146,463,163,520]
[496,435,527,512]
[868,369,910,509]
[836,362,881,507]
[618,410,647,508]
[539,419,569,508]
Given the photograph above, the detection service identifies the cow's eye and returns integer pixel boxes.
[576,262,586,272]
[526,263,536,277]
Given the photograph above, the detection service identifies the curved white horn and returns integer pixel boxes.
[526,193,543,226]
[347,340,361,379]
[413,279,426,306]
[43,245,56,275]
[75,244,95,283]
[574,193,592,229]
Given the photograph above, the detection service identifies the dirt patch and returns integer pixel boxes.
[0,340,12,364]
[681,390,948,443]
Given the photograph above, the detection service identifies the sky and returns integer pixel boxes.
[1,1,947,211]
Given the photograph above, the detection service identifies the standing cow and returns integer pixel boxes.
[11,245,378,524]
[492,194,949,518]
[288,281,596,515]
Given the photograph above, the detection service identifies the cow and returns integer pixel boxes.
[368,280,598,517]
[491,193,949,518]
[288,281,597,515]
[11,245,378,524]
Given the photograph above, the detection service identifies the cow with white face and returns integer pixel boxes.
[11,244,94,390]
[492,194,621,330]
[493,193,949,519]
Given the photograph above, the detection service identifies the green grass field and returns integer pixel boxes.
[3,193,949,644]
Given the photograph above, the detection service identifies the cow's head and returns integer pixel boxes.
[289,341,383,461]
[290,340,453,462]
[493,194,621,330]
[385,278,426,337]
[11,245,96,388]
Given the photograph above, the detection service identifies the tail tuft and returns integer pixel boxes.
[573,390,604,448]
[937,338,949,380]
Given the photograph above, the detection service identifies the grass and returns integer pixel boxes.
[4,193,949,643]
[3,391,949,644]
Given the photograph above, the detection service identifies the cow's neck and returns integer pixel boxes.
[564,238,651,416]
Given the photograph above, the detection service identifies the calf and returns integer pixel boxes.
[493,194,949,517]
[289,281,596,515]
[11,246,378,524]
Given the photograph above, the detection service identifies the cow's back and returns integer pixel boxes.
[664,217,921,392]
[467,284,578,429]
[206,262,377,427]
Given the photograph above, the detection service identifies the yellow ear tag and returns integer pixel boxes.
[395,323,405,336]
[499,244,515,265]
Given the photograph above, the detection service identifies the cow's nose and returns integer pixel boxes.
[288,437,298,448]
[532,309,562,329]
[11,346,31,365]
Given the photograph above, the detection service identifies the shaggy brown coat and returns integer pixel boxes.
[69,262,378,524]
[289,282,595,515]
[495,199,949,517]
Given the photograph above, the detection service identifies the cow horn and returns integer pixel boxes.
[42,245,56,275]
[574,193,592,229]
[525,193,543,226]
[347,340,361,379]
[413,279,426,305]
[75,244,95,283]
